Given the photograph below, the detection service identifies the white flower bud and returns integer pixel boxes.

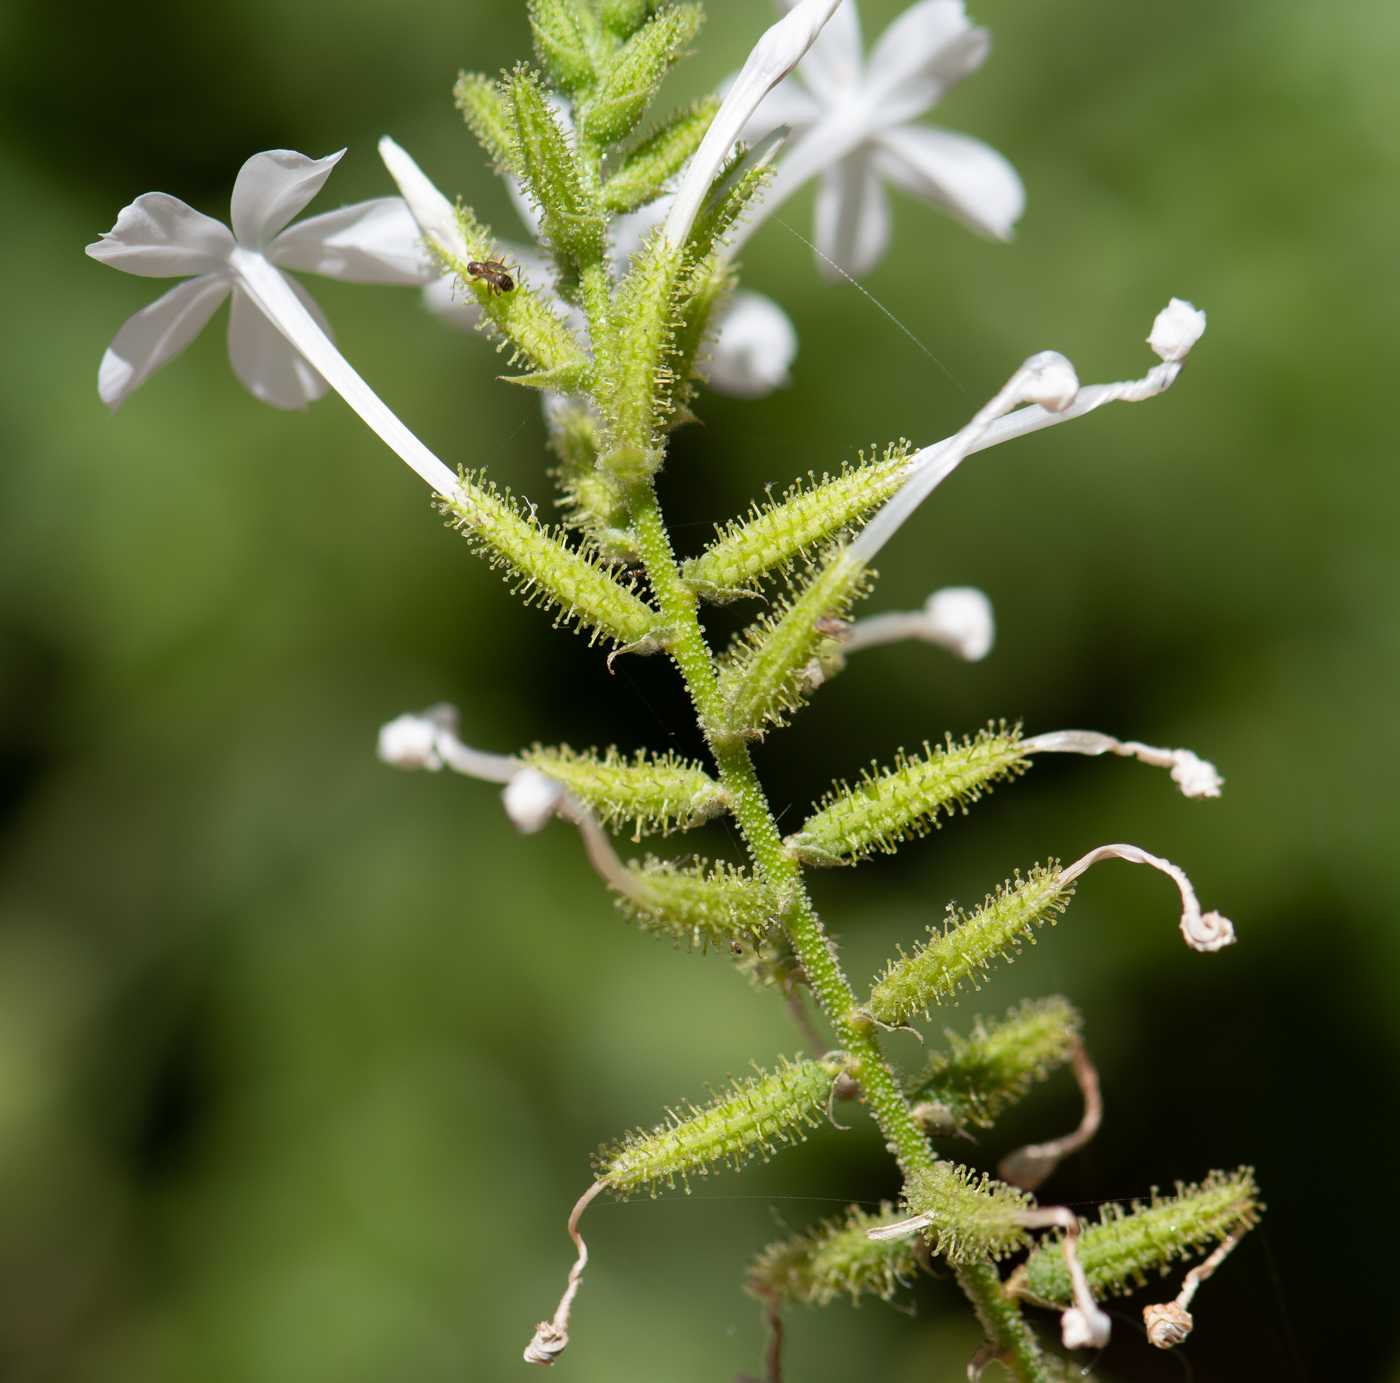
[707,290,797,398]
[503,770,565,834]
[1060,1303,1112,1351]
[1147,298,1207,363]
[1019,351,1079,412]
[377,713,442,770]
[922,587,995,661]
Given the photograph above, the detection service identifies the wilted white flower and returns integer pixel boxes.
[87,149,433,412]
[730,0,1025,279]
[1147,297,1208,363]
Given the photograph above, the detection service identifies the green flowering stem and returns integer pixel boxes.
[621,482,1054,1383]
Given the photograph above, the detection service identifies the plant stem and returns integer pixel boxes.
[625,482,1052,1383]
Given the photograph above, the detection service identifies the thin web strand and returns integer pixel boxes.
[772,215,966,395]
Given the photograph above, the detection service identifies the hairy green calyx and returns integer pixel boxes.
[1010,1169,1262,1304]
[517,743,727,836]
[869,866,1073,1023]
[597,1056,844,1195]
[786,725,1028,865]
[908,997,1082,1134]
[747,1203,922,1307]
[903,1163,1035,1264]
[616,856,779,945]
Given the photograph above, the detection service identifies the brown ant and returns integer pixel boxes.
[465,259,517,296]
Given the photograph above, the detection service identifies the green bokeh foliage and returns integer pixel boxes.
[1,0,1399,1378]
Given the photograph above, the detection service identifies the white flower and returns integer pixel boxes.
[87,149,434,412]
[731,0,1024,279]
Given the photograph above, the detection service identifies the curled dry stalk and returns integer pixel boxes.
[91,0,1263,1376]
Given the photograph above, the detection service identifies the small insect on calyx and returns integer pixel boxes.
[466,259,517,295]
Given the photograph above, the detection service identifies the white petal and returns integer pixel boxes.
[231,149,345,250]
[269,197,436,284]
[794,0,864,105]
[86,193,235,278]
[873,124,1024,240]
[865,1,987,118]
[664,0,845,247]
[226,276,332,411]
[378,137,471,263]
[97,273,232,412]
[423,273,484,331]
[737,76,824,145]
[610,196,671,264]
[706,290,798,397]
[506,175,544,240]
[814,150,891,279]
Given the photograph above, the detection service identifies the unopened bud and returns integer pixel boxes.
[1061,1303,1112,1351]
[1147,298,1207,363]
[503,770,565,834]
[922,586,994,661]
[1020,351,1079,412]
[377,713,442,770]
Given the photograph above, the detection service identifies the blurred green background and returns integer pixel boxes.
[1,0,1397,1378]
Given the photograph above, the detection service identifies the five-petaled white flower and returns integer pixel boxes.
[87,149,433,412]
[731,0,1024,279]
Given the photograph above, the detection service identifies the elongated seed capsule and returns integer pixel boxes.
[869,866,1072,1024]
[596,1055,845,1195]
[747,1203,920,1307]
[517,743,728,838]
[907,996,1082,1134]
[614,857,780,946]
[785,725,1027,866]
[1009,1169,1261,1304]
